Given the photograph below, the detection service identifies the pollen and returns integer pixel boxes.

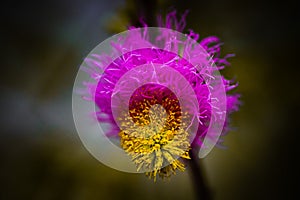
[119,88,191,181]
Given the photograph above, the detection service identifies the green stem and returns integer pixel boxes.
[187,149,212,200]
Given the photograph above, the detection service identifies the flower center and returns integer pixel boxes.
[118,84,191,180]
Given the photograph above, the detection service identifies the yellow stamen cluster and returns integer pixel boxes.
[119,97,191,181]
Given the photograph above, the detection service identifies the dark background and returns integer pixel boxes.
[1,0,299,199]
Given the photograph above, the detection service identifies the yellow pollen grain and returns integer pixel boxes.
[119,97,191,180]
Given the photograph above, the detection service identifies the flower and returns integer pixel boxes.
[82,11,240,180]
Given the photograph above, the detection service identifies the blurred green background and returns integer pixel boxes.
[1,0,298,199]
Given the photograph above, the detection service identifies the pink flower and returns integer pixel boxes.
[81,11,240,180]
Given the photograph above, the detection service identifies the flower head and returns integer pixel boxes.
[81,11,240,180]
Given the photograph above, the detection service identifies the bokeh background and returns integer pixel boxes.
[1,0,298,199]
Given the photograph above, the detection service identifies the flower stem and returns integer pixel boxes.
[187,149,212,200]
